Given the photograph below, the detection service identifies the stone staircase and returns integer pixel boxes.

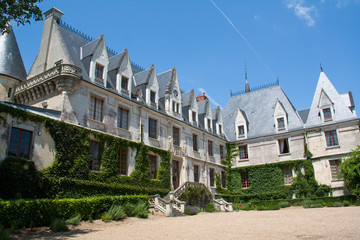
[149,181,233,216]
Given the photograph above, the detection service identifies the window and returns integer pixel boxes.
[241,171,250,188]
[149,155,157,179]
[207,119,212,131]
[89,140,102,171]
[176,103,179,113]
[89,96,104,122]
[238,145,248,160]
[208,140,213,156]
[323,108,332,121]
[330,160,342,181]
[121,76,129,90]
[150,91,156,103]
[95,63,104,80]
[118,107,129,130]
[8,127,32,159]
[148,118,157,139]
[193,134,198,151]
[277,117,285,130]
[172,101,176,112]
[220,145,224,159]
[278,138,290,154]
[209,168,215,187]
[325,130,339,147]
[238,125,245,137]
[283,167,293,185]
[119,148,128,175]
[194,165,199,183]
[218,124,222,135]
[7,88,12,98]
[173,127,180,146]
[221,171,226,188]
[192,111,197,123]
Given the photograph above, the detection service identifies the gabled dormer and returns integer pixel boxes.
[133,64,159,108]
[81,35,109,87]
[274,99,288,131]
[235,108,248,139]
[306,71,356,127]
[318,89,334,122]
[181,89,198,126]
[212,106,224,136]
[197,96,213,132]
[157,67,182,118]
[108,49,133,97]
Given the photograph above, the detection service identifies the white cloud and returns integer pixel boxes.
[198,88,223,110]
[254,15,260,20]
[286,0,316,26]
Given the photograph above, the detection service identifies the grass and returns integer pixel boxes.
[0,224,9,240]
[49,219,68,232]
[102,205,126,222]
[65,213,82,226]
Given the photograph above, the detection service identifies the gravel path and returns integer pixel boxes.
[11,206,360,240]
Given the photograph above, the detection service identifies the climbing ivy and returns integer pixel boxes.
[0,103,172,191]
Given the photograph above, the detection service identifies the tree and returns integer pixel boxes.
[0,0,43,34]
[340,146,360,200]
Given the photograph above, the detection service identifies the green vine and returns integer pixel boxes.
[0,103,171,191]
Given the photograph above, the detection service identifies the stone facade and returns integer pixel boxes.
[0,7,359,195]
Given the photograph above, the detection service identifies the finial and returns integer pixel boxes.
[245,63,250,93]
[320,63,323,72]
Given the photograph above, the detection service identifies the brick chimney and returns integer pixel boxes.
[196,93,208,102]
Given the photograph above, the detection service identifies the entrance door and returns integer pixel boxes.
[172,160,180,190]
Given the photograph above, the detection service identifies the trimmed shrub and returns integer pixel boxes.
[302,199,324,208]
[123,202,135,217]
[279,201,291,208]
[343,200,350,206]
[184,205,199,215]
[134,202,148,218]
[65,213,82,226]
[256,202,281,211]
[50,219,68,232]
[0,195,148,228]
[239,203,256,211]
[205,203,216,213]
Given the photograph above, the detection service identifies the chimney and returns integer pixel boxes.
[196,93,208,102]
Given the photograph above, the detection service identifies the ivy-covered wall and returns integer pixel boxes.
[0,104,171,192]
[219,142,332,202]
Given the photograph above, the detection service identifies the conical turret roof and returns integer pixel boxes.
[0,25,27,81]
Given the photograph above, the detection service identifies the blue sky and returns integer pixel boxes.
[12,0,360,112]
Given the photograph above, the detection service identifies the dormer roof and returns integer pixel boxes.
[157,67,178,98]
[305,71,357,127]
[133,64,154,86]
[108,49,127,71]
[0,24,27,81]
[80,35,104,59]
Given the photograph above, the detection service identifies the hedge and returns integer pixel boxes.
[43,177,169,198]
[0,195,148,228]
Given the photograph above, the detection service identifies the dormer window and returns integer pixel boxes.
[191,111,196,122]
[218,124,222,135]
[238,125,245,137]
[323,108,332,121]
[207,119,212,132]
[121,76,129,90]
[277,117,285,130]
[95,63,104,81]
[150,91,156,103]
[176,103,179,113]
[172,101,176,112]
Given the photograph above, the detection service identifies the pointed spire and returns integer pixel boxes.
[0,24,27,81]
[320,63,323,72]
[245,64,250,93]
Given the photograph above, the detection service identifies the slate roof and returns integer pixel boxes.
[222,85,304,141]
[0,25,27,81]
[133,67,151,86]
[297,109,310,124]
[198,100,208,114]
[157,69,173,98]
[305,72,358,128]
[0,101,61,120]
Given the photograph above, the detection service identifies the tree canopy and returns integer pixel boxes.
[340,146,360,200]
[0,0,43,34]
